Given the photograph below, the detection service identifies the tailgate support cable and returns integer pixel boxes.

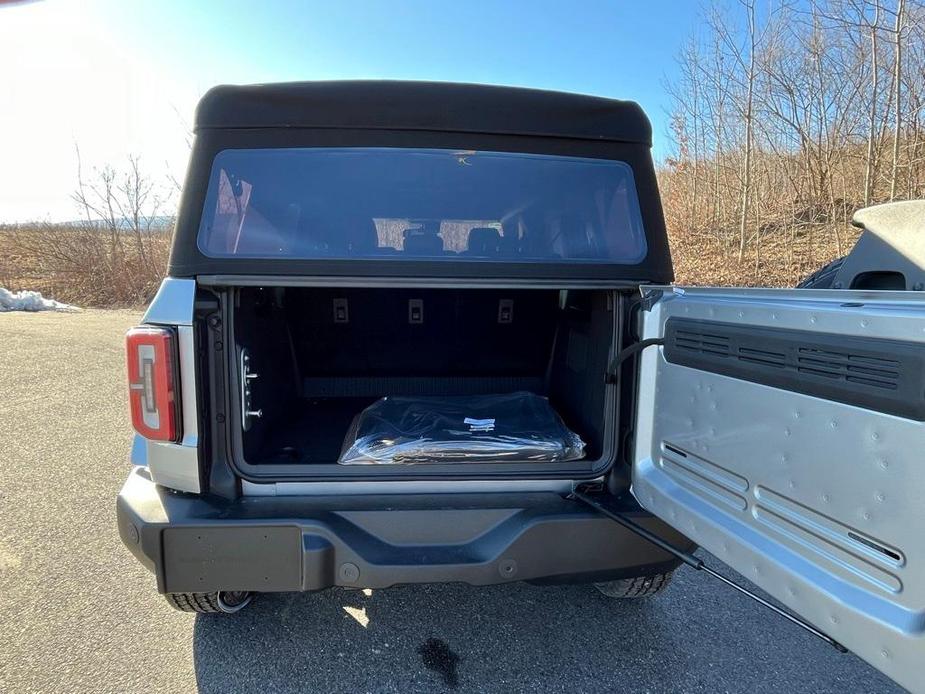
[605,338,664,384]
[570,488,848,653]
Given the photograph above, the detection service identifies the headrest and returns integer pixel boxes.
[466,227,501,255]
[347,219,379,253]
[559,214,592,257]
[403,228,444,255]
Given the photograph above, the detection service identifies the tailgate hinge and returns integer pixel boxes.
[639,287,664,311]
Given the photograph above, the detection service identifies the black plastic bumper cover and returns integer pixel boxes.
[116,467,689,594]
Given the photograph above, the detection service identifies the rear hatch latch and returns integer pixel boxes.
[239,347,262,430]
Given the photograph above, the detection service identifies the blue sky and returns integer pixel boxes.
[0,0,702,221]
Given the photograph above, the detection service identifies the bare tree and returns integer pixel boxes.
[662,0,925,288]
[11,150,180,305]
[891,0,907,199]
[738,0,758,261]
[865,1,883,206]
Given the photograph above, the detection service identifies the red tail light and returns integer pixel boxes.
[126,326,180,442]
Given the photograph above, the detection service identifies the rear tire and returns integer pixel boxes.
[594,571,674,599]
[796,256,845,288]
[164,590,253,613]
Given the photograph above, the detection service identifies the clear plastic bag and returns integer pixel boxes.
[338,392,586,465]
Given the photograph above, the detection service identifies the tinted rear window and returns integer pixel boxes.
[197,148,647,264]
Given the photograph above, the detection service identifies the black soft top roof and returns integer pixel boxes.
[195,81,652,145]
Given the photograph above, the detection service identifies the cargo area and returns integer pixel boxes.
[229,286,617,476]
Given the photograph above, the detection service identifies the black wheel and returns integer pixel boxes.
[594,571,674,599]
[796,256,845,288]
[164,590,253,613]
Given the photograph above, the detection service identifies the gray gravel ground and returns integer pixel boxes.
[0,310,901,693]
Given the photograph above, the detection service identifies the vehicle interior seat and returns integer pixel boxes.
[559,214,594,258]
[498,224,521,257]
[403,228,445,255]
[465,227,502,256]
[347,219,384,256]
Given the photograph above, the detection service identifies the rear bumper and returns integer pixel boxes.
[117,467,691,594]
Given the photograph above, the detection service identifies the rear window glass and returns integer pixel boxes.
[197,148,647,264]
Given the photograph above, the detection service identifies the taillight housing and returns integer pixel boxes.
[126,326,181,442]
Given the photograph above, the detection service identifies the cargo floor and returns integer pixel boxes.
[256,397,375,464]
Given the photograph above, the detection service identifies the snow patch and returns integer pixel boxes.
[0,288,78,312]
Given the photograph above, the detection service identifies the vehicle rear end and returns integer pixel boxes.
[116,81,692,611]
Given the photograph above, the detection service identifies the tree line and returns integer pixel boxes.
[660,0,925,285]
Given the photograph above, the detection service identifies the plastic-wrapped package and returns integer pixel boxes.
[338,392,585,465]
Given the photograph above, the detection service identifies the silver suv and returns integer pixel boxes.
[117,81,924,692]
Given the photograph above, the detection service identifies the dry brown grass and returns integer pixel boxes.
[668,221,860,287]
[0,223,173,307]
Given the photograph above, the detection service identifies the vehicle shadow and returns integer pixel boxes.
[191,580,680,694]
[191,569,897,694]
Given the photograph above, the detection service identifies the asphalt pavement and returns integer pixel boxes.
[0,310,901,693]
